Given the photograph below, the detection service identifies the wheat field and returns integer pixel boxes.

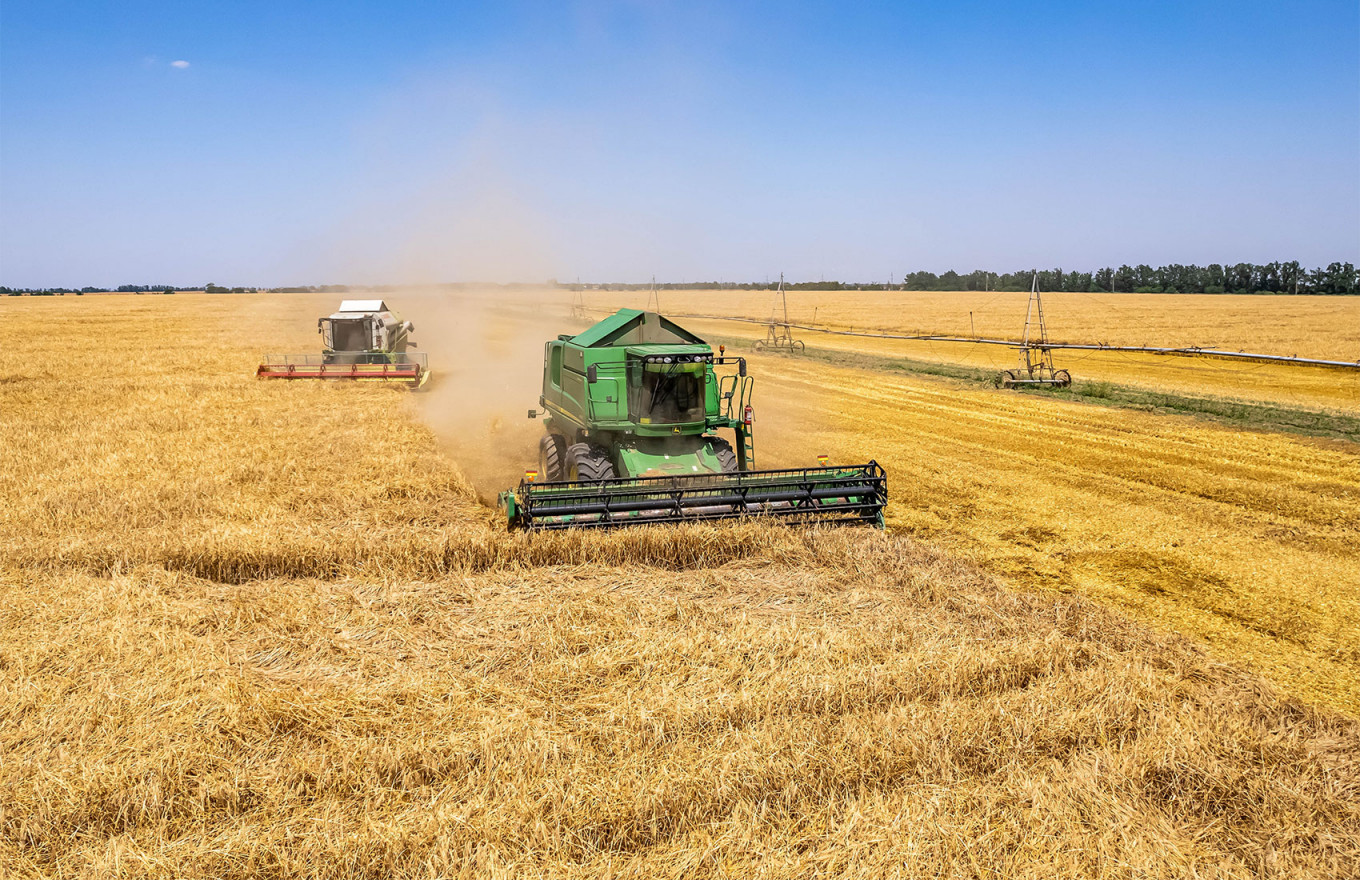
[2,293,1358,878]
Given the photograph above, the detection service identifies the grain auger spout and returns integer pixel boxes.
[497,309,887,530]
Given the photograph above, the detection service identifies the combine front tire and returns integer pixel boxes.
[567,443,616,481]
[539,433,566,481]
[708,436,738,473]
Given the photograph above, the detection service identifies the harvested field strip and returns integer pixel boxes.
[749,354,1360,714]
[835,380,1356,533]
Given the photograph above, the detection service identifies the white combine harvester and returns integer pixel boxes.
[256,299,429,388]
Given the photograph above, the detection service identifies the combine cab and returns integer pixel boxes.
[499,309,886,530]
[256,300,428,388]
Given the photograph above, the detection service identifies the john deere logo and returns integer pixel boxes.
[672,426,682,434]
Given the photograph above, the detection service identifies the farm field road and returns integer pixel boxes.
[743,351,1360,715]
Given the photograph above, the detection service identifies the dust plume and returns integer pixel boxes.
[395,285,575,503]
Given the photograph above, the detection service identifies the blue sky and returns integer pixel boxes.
[1,0,1357,287]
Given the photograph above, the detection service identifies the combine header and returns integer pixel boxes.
[256,300,429,388]
[499,309,886,530]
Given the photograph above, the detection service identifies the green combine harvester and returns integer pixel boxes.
[498,309,887,530]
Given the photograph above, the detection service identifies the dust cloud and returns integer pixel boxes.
[297,127,578,503]
[394,285,572,503]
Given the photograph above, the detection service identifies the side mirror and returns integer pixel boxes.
[738,358,747,378]
[527,409,538,419]
[587,364,598,384]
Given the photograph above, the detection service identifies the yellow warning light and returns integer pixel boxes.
[817,454,829,466]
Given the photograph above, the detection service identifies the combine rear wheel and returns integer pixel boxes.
[567,443,616,481]
[539,433,566,481]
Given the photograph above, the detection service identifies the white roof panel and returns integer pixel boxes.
[337,299,388,313]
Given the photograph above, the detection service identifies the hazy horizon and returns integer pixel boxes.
[3,1,1357,289]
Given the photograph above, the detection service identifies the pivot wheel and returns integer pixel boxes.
[567,443,616,481]
[707,436,738,473]
[1052,369,1072,388]
[539,433,566,481]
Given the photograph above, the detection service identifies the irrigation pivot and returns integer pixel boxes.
[996,275,1072,389]
[754,273,805,353]
[569,287,588,321]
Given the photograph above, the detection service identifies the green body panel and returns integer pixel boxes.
[614,435,727,478]
[568,309,705,348]
[538,309,748,464]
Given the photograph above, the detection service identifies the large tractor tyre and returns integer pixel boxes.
[539,433,567,482]
[567,443,616,482]
[707,436,738,473]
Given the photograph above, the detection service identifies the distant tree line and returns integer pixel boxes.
[2,285,182,295]
[566,262,1357,294]
[257,284,352,293]
[901,262,1357,294]
[3,282,349,295]
[570,280,925,291]
[7,262,1357,295]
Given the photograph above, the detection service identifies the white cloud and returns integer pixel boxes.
[170,60,190,69]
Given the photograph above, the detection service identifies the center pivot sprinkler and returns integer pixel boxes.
[995,275,1071,389]
[753,273,805,353]
[498,308,886,530]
